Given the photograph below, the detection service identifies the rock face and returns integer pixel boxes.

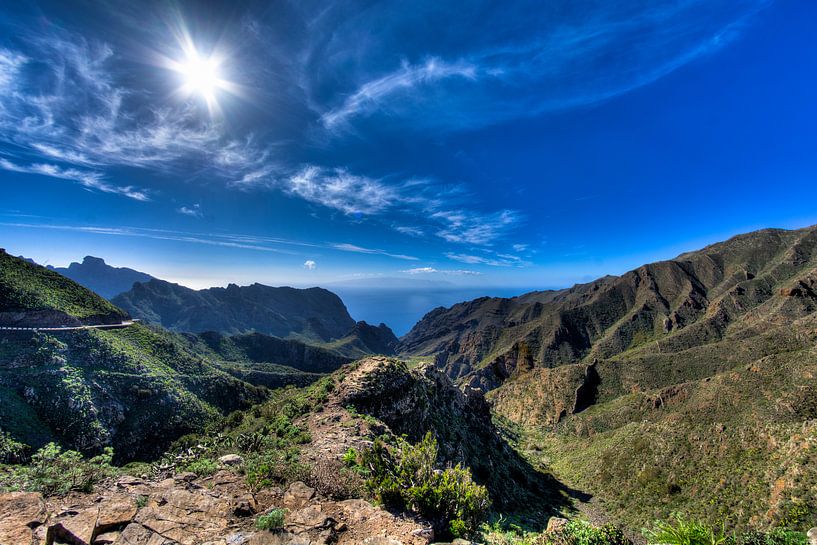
[113,280,356,342]
[0,473,432,545]
[47,256,154,300]
[399,225,817,392]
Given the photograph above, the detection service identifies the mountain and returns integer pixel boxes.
[0,252,270,461]
[399,225,817,530]
[112,278,356,342]
[0,250,128,327]
[47,256,153,299]
[399,225,817,389]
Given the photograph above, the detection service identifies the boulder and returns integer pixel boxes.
[807,528,816,545]
[97,497,138,532]
[219,454,245,466]
[282,482,316,509]
[0,491,47,545]
[93,530,121,544]
[546,517,569,533]
[47,507,98,545]
[134,487,231,544]
[114,522,176,544]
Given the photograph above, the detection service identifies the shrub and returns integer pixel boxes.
[245,449,309,492]
[558,520,631,545]
[360,432,490,538]
[0,443,115,496]
[306,457,365,500]
[726,529,807,545]
[185,458,218,477]
[256,508,286,531]
[0,432,30,464]
[480,517,631,545]
[645,515,726,545]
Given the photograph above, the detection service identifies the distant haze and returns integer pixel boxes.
[331,285,542,336]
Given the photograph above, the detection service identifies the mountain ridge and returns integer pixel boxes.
[112,278,357,342]
[47,256,154,299]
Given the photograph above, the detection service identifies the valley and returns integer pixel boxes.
[1,225,816,545]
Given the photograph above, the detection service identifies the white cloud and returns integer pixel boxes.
[403,266,481,275]
[311,1,768,132]
[0,158,149,201]
[333,242,418,261]
[0,28,269,189]
[178,204,202,217]
[434,209,520,245]
[321,58,478,129]
[394,225,425,237]
[445,252,525,267]
[303,260,317,270]
[512,243,528,252]
[286,166,397,215]
[405,267,437,274]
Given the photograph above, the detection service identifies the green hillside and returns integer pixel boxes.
[0,250,127,323]
[401,225,817,532]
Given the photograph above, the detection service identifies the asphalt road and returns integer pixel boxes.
[0,320,136,332]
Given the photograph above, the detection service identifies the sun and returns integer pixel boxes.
[180,54,220,98]
[170,46,230,111]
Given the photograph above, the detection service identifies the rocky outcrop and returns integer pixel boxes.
[333,357,568,512]
[0,473,432,545]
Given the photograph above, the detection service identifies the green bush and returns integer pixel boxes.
[0,431,29,464]
[361,432,490,538]
[480,517,631,545]
[726,529,807,545]
[185,457,218,477]
[645,516,727,545]
[256,508,286,531]
[0,443,114,496]
[559,520,631,545]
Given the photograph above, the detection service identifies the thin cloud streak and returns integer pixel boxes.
[311,0,769,131]
[0,157,149,201]
[0,221,420,262]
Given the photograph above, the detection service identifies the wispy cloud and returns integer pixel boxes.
[303,260,317,270]
[332,243,418,261]
[445,252,528,267]
[434,209,520,245]
[0,158,149,201]
[228,164,523,247]
[310,0,769,131]
[0,26,268,194]
[403,266,481,275]
[321,57,478,129]
[287,166,397,215]
[0,220,422,262]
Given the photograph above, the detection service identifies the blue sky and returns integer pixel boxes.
[1,0,816,290]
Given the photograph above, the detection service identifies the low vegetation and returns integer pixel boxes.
[0,250,126,320]
[0,442,114,495]
[356,432,490,538]
[256,508,286,531]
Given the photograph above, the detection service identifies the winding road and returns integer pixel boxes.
[0,319,138,332]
